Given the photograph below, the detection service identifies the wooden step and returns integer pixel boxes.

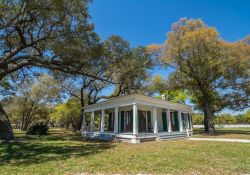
[158,133,188,141]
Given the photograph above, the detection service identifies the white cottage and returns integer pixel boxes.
[81,94,193,143]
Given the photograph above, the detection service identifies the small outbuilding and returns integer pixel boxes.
[81,94,193,143]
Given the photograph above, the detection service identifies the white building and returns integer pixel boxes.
[81,94,193,143]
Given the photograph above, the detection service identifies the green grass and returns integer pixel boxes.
[193,127,250,139]
[1,128,250,175]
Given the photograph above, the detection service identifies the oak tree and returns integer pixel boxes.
[0,0,107,140]
[162,18,250,134]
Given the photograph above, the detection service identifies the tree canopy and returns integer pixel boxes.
[0,0,107,140]
[0,0,106,81]
[161,18,250,133]
[3,74,61,130]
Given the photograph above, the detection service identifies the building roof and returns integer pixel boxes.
[83,94,192,113]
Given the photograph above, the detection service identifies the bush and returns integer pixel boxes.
[27,121,49,135]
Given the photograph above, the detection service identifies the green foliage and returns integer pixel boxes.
[192,111,250,125]
[192,114,204,125]
[0,0,104,81]
[235,115,246,124]
[214,114,237,125]
[104,36,153,95]
[26,121,49,135]
[150,75,187,103]
[163,18,249,112]
[244,109,250,124]
[4,74,61,130]
[162,18,250,132]
[50,97,81,130]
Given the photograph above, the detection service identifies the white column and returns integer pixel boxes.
[119,111,121,132]
[81,112,85,131]
[167,109,172,132]
[153,106,158,134]
[90,110,95,132]
[100,109,105,132]
[114,107,119,134]
[133,104,138,135]
[178,111,183,132]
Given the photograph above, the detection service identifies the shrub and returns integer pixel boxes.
[27,121,49,135]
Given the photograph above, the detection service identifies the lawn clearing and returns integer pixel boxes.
[0,128,250,175]
[193,127,250,140]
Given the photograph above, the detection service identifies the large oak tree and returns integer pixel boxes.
[162,18,250,134]
[0,0,110,140]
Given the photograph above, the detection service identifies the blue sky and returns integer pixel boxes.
[89,0,250,114]
[89,0,250,77]
[90,0,250,46]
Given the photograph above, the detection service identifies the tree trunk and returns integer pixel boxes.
[76,88,84,131]
[20,103,36,131]
[0,104,14,141]
[21,121,29,131]
[203,104,215,134]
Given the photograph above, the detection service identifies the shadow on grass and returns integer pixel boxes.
[0,132,115,166]
[194,128,250,136]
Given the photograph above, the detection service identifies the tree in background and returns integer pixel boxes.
[50,97,81,131]
[161,18,250,134]
[149,75,187,103]
[244,109,250,124]
[214,114,237,125]
[3,74,61,131]
[192,113,204,125]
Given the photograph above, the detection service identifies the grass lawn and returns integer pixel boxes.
[193,127,250,140]
[0,129,250,175]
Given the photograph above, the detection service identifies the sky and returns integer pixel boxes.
[89,0,250,114]
[89,0,250,46]
[89,0,250,77]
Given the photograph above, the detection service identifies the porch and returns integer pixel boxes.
[81,94,193,143]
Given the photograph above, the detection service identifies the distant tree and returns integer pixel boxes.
[162,18,250,134]
[192,113,204,125]
[150,75,187,103]
[50,97,81,131]
[4,74,61,131]
[234,114,245,124]
[214,114,237,125]
[244,109,250,124]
